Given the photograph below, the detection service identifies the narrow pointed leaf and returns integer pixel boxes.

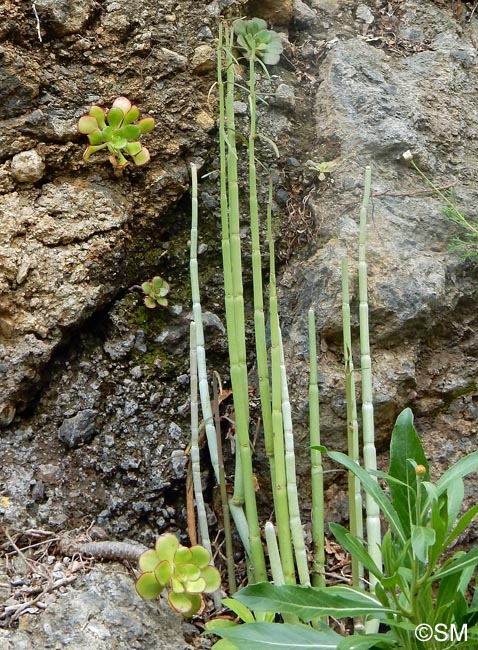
[433,547,478,581]
[436,451,478,497]
[234,584,396,620]
[329,524,383,580]
[221,598,256,624]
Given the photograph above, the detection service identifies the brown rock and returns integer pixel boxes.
[247,0,294,25]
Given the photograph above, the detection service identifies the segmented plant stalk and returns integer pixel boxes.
[221,26,267,582]
[308,308,325,588]
[189,322,212,557]
[341,257,364,591]
[264,521,285,586]
[190,163,219,482]
[279,329,310,585]
[267,179,296,585]
[358,166,382,631]
[212,371,236,594]
[247,46,275,494]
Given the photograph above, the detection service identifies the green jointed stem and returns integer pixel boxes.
[279,329,310,586]
[189,322,212,556]
[358,167,382,631]
[190,164,219,482]
[267,180,296,585]
[265,521,285,586]
[212,371,236,594]
[248,46,275,496]
[341,257,364,591]
[223,26,267,582]
[308,309,325,588]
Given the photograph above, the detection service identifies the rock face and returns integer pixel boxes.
[2,0,478,645]
[0,564,192,650]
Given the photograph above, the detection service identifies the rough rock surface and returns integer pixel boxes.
[0,564,192,650]
[2,0,478,646]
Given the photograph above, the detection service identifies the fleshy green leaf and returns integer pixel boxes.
[135,572,163,600]
[89,106,106,128]
[125,141,143,156]
[155,533,180,563]
[133,147,151,166]
[184,577,207,593]
[179,563,201,581]
[106,107,124,129]
[122,124,141,140]
[144,296,157,308]
[201,565,222,592]
[191,545,211,569]
[168,591,202,616]
[112,96,132,114]
[88,129,105,145]
[78,115,99,134]
[205,619,239,631]
[141,282,152,294]
[83,144,107,161]
[154,559,172,585]
[138,549,160,573]
[138,117,155,133]
[175,546,193,564]
[123,105,140,125]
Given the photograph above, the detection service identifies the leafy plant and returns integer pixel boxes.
[305,159,340,181]
[78,96,154,169]
[205,597,276,650]
[213,408,478,649]
[233,17,282,66]
[403,150,478,262]
[135,533,221,617]
[141,275,170,308]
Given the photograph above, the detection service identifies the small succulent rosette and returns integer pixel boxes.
[233,17,283,65]
[141,276,170,308]
[78,97,155,169]
[135,533,221,617]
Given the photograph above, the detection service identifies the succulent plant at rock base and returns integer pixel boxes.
[233,17,282,65]
[141,276,170,308]
[78,96,155,169]
[135,533,221,617]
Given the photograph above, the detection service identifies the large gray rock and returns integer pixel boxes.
[278,1,478,524]
[0,564,192,650]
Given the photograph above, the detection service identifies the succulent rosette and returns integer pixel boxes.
[141,276,170,308]
[78,96,155,169]
[135,533,221,617]
[233,17,283,65]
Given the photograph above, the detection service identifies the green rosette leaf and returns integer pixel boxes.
[168,591,202,617]
[78,115,98,134]
[154,559,172,586]
[157,297,168,307]
[106,107,124,129]
[89,106,106,128]
[82,144,106,161]
[138,117,155,133]
[125,141,143,156]
[183,577,206,594]
[200,565,221,592]
[190,545,211,569]
[112,96,132,114]
[123,105,140,125]
[174,546,193,565]
[152,276,165,292]
[144,296,157,309]
[88,129,105,145]
[135,572,163,600]
[122,124,141,140]
[171,576,185,593]
[138,549,160,573]
[141,281,152,294]
[133,147,151,166]
[155,533,180,563]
